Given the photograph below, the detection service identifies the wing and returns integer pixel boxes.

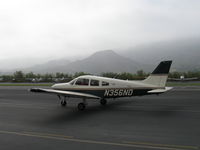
[30,88,100,99]
[181,77,198,81]
[148,87,173,94]
[169,77,198,81]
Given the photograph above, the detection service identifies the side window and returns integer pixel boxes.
[102,81,109,86]
[75,78,89,86]
[90,80,99,86]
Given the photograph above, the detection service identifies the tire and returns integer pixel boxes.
[61,100,67,106]
[100,99,107,106]
[78,103,85,111]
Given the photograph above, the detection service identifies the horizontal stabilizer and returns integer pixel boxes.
[148,87,173,94]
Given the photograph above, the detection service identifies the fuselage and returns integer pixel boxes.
[51,75,162,98]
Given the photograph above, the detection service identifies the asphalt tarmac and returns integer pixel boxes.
[0,86,199,150]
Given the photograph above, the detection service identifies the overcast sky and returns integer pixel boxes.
[0,0,200,68]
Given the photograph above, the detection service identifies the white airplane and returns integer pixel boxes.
[30,60,172,111]
[169,75,198,81]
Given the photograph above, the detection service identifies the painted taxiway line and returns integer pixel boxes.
[124,141,199,150]
[0,130,198,150]
[0,104,47,110]
[23,131,74,139]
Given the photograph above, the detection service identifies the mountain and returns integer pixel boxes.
[120,37,200,72]
[6,37,200,74]
[24,50,141,74]
[64,50,140,74]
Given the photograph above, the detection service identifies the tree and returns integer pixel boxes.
[13,71,25,82]
[101,72,118,78]
[1,75,13,82]
[43,73,53,82]
[137,70,145,77]
[169,72,181,78]
[25,72,36,78]
[118,72,134,80]
[74,72,90,78]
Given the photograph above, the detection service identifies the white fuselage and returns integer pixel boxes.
[51,75,162,98]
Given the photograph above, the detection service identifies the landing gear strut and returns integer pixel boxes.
[58,95,67,107]
[100,99,107,106]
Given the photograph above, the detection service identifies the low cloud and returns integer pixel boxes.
[0,0,200,66]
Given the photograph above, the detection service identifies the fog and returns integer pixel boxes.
[0,0,200,70]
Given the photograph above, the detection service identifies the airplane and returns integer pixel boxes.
[168,75,198,81]
[30,60,173,111]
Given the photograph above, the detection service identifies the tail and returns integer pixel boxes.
[142,60,172,87]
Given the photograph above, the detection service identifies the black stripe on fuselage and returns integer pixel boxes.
[55,88,154,98]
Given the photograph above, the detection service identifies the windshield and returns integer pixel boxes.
[75,78,89,86]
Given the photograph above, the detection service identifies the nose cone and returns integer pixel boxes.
[51,84,59,89]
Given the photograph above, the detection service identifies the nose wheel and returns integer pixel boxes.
[58,95,67,107]
[61,100,67,106]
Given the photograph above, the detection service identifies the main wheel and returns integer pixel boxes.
[61,100,67,106]
[78,103,86,111]
[100,99,107,106]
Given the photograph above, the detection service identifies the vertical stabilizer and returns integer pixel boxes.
[142,61,172,87]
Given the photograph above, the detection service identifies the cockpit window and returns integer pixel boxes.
[75,78,89,86]
[69,80,75,85]
[90,79,99,86]
[102,81,109,86]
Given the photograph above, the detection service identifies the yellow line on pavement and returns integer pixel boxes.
[124,141,199,150]
[0,130,198,150]
[23,131,74,139]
